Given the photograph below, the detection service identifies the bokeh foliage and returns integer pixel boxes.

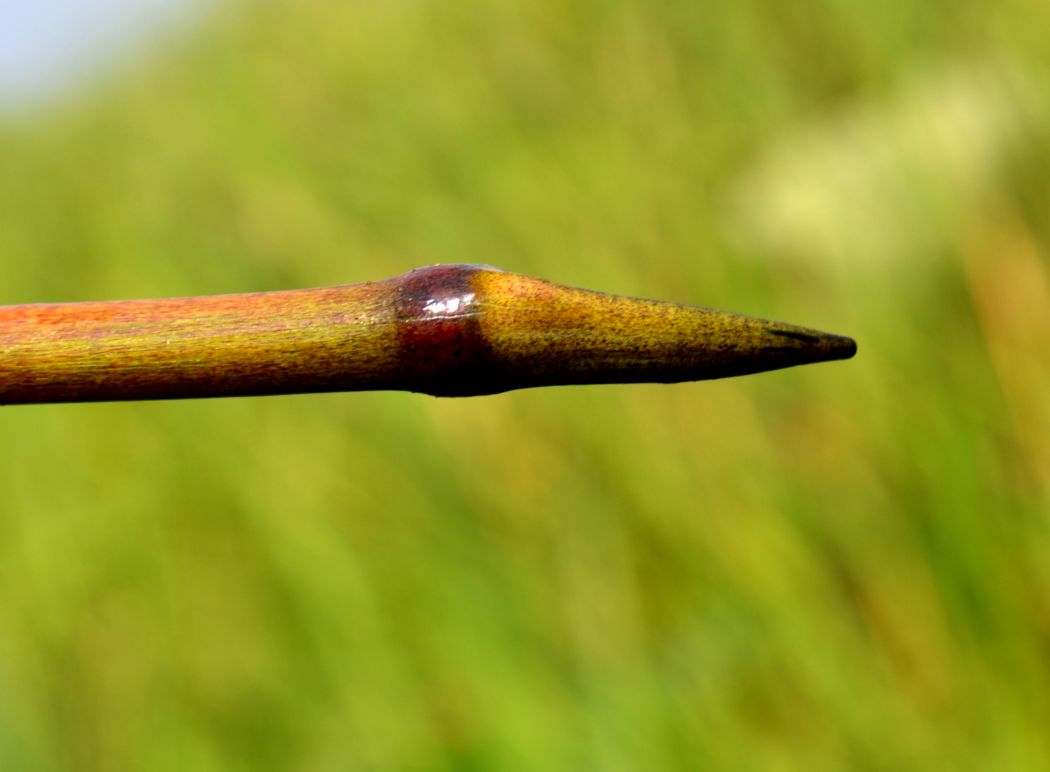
[1,0,1049,769]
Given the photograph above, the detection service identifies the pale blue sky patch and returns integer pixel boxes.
[0,0,201,109]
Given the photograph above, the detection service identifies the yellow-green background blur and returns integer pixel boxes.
[1,1,1049,769]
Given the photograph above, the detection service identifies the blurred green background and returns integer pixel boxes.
[1,0,1049,769]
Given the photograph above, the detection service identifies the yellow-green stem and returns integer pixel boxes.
[0,264,855,403]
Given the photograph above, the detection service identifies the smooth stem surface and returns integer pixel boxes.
[0,264,855,403]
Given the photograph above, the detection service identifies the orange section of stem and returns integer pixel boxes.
[0,282,397,403]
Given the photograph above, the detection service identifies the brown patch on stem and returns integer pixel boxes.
[393,264,502,396]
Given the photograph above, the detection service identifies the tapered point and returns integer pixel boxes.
[760,323,857,364]
[824,332,858,361]
[700,315,858,380]
[461,267,858,392]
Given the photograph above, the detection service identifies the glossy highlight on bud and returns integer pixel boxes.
[0,264,855,403]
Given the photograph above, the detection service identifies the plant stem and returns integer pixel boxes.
[0,264,855,403]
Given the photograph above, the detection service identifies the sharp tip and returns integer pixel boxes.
[761,323,856,362]
[823,332,858,361]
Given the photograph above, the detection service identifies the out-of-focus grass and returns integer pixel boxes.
[1,0,1049,769]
